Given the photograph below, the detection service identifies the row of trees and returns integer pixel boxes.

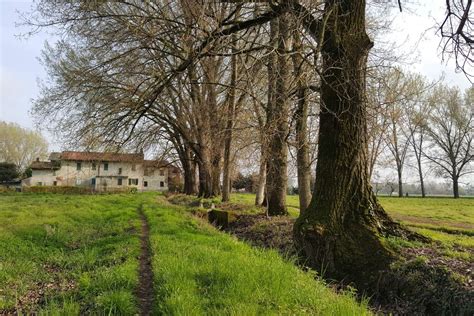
[25,0,472,289]
[0,121,48,176]
[367,70,473,198]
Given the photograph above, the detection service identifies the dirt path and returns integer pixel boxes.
[136,205,155,316]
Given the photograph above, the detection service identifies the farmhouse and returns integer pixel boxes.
[22,151,181,192]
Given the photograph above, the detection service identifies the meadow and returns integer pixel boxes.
[228,193,474,260]
[0,192,471,314]
[0,193,368,315]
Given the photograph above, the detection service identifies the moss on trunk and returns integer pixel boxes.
[293,0,425,290]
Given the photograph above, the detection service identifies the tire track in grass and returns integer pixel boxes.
[136,205,154,316]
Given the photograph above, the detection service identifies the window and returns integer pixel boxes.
[118,167,122,175]
[53,181,57,186]
[76,162,82,171]
[118,178,122,186]
[128,178,138,185]
[159,169,165,176]
[92,163,96,170]
[144,181,148,187]
[160,181,164,187]
[131,164,136,171]
[92,178,96,186]
[104,162,109,171]
[37,182,42,186]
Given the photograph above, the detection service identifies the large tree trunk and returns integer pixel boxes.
[293,0,413,289]
[266,14,290,216]
[292,28,312,213]
[197,146,214,198]
[183,145,197,195]
[211,156,221,196]
[222,40,237,202]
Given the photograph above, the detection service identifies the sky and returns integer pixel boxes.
[0,0,472,150]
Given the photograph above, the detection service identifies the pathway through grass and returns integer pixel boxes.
[0,193,368,315]
[136,204,155,316]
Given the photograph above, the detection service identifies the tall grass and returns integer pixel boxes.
[0,193,150,314]
[1,193,369,315]
[144,200,369,315]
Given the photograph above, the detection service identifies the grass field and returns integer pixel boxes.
[226,193,474,260]
[0,193,143,314]
[0,193,368,315]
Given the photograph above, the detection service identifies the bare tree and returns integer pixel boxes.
[439,0,473,81]
[424,84,474,198]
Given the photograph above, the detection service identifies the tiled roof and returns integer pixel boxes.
[31,161,59,170]
[60,151,144,162]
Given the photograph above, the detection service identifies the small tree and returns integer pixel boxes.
[0,163,19,183]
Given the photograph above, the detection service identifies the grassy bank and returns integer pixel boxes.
[224,193,473,260]
[143,198,368,315]
[0,193,368,315]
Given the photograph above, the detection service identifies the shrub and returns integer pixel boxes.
[0,162,18,182]
[23,186,94,194]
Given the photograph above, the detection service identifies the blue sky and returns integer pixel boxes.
[0,0,472,149]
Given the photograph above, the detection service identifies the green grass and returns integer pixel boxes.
[379,196,474,229]
[224,193,474,260]
[143,198,368,315]
[0,193,148,314]
[0,193,368,315]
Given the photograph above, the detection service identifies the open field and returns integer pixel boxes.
[1,192,471,314]
[0,193,368,315]
[226,193,474,260]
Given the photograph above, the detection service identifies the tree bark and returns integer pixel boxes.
[453,175,459,198]
[266,14,290,216]
[292,28,312,213]
[255,151,267,206]
[412,131,426,198]
[222,38,237,202]
[197,146,214,198]
[293,0,416,289]
[397,165,403,197]
[418,158,426,198]
[183,145,197,195]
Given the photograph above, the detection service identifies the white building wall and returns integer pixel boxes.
[27,160,169,192]
[29,170,56,186]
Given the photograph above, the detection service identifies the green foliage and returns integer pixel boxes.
[232,172,254,192]
[0,162,18,182]
[21,186,139,194]
[22,186,94,194]
[24,167,32,178]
